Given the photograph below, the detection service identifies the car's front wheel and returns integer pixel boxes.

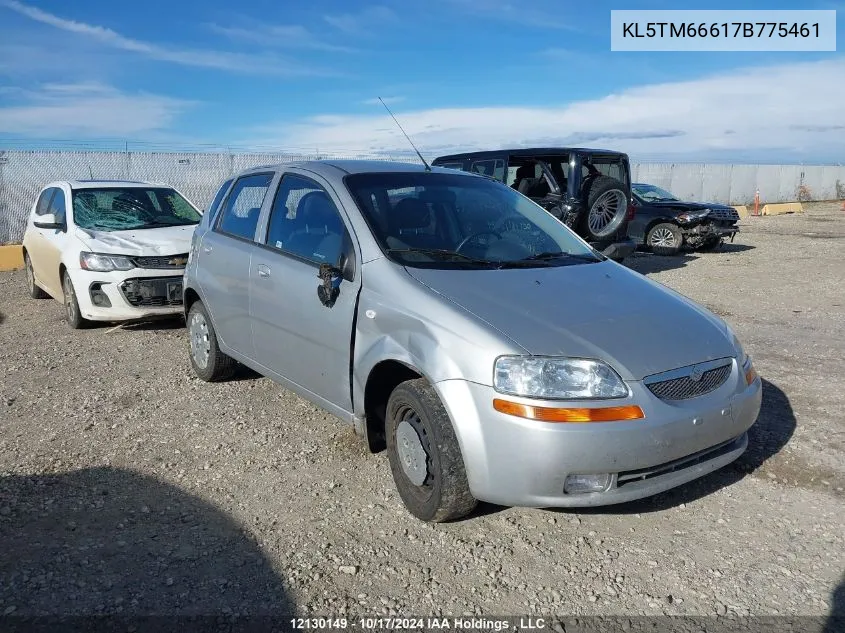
[187,300,237,382]
[24,253,48,299]
[62,271,89,329]
[647,222,683,256]
[386,378,477,522]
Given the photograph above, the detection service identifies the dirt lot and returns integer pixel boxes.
[1,203,843,624]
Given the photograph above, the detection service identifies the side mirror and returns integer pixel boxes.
[33,213,64,230]
[317,263,342,308]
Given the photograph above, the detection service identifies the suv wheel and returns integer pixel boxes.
[25,253,48,299]
[647,222,683,256]
[187,301,237,382]
[581,176,628,240]
[386,378,477,522]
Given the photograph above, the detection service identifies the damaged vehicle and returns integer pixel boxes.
[431,148,637,262]
[21,180,202,328]
[628,183,740,255]
[184,160,761,523]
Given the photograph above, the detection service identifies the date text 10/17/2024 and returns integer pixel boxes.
[290,617,548,631]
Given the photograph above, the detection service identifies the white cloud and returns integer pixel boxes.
[0,0,337,75]
[0,82,193,137]
[441,0,575,30]
[207,22,357,53]
[324,6,397,36]
[241,58,845,161]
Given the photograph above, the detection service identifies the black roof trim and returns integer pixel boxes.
[433,147,628,162]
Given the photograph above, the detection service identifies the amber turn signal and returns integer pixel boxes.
[745,364,758,385]
[493,399,644,423]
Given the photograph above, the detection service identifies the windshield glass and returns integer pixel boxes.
[344,172,600,269]
[632,183,678,202]
[72,187,201,231]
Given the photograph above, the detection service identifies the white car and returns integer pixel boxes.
[21,180,203,328]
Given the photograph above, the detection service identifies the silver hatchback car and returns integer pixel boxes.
[183,160,762,522]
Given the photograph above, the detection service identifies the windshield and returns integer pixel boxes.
[71,187,201,231]
[632,183,678,202]
[344,172,601,269]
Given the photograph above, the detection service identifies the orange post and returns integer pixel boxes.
[754,189,760,216]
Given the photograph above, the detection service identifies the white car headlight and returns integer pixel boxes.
[494,356,629,400]
[79,251,135,272]
[724,324,749,366]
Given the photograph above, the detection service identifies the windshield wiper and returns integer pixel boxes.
[387,248,497,266]
[519,251,599,263]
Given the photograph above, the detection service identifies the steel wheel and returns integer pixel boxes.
[395,408,432,489]
[189,311,211,370]
[587,189,627,238]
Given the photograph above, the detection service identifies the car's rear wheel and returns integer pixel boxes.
[62,271,89,329]
[187,300,236,382]
[580,176,628,241]
[24,253,48,299]
[647,222,683,256]
[386,378,477,522]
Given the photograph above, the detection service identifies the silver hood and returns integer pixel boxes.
[405,261,734,381]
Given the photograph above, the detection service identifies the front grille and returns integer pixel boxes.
[707,207,739,221]
[646,362,731,400]
[130,254,189,269]
[119,276,183,307]
[616,435,744,488]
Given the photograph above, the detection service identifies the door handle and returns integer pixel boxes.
[257,264,271,278]
[202,245,212,253]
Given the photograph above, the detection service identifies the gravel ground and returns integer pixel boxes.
[1,202,843,624]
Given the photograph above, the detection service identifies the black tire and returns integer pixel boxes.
[698,236,723,251]
[579,176,628,241]
[24,252,48,299]
[646,222,683,256]
[386,378,477,522]
[62,271,90,329]
[186,300,237,382]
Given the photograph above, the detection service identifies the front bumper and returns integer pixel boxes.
[435,360,762,507]
[69,267,186,322]
[683,221,739,242]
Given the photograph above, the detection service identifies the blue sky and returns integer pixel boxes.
[0,0,842,161]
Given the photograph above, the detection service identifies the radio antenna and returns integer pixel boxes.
[377,97,431,171]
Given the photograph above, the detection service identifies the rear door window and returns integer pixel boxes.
[215,173,274,241]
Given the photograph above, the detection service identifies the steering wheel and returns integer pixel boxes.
[455,231,503,253]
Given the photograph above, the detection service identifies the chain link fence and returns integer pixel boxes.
[1,148,843,244]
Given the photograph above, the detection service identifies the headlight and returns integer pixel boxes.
[494,356,629,399]
[79,251,135,272]
[725,324,749,366]
[677,209,710,223]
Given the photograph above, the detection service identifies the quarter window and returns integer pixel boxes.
[216,173,273,241]
[265,175,346,266]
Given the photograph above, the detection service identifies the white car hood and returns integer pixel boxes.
[75,225,195,256]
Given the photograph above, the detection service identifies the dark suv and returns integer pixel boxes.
[432,148,636,261]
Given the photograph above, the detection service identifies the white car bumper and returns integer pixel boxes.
[68,266,186,322]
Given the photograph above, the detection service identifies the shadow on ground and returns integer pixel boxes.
[624,252,699,275]
[470,378,795,520]
[0,467,293,624]
[823,575,845,633]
